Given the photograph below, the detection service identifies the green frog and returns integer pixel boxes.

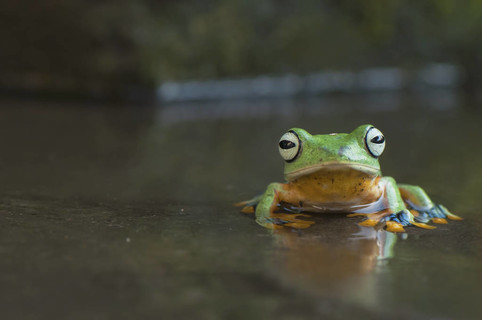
[236,124,462,232]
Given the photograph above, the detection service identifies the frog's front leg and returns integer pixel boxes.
[398,184,462,224]
[378,177,418,232]
[255,183,314,229]
[358,177,434,232]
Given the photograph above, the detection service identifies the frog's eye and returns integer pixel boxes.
[279,131,301,162]
[365,127,385,158]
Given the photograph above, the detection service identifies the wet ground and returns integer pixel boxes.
[0,94,481,319]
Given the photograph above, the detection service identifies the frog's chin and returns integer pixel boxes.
[285,161,380,181]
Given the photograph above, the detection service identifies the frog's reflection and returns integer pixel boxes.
[270,218,397,306]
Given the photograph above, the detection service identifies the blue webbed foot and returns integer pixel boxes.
[381,209,411,226]
[414,204,462,224]
[379,210,413,232]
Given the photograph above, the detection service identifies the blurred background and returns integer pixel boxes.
[1,1,482,319]
[1,0,481,100]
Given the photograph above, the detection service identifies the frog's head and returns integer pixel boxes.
[278,124,385,181]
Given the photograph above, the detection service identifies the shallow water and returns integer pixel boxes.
[0,94,481,319]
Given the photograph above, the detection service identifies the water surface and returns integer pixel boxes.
[0,95,481,319]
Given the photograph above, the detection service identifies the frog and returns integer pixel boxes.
[236,124,462,232]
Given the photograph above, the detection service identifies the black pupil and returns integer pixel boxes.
[371,135,385,144]
[279,140,295,149]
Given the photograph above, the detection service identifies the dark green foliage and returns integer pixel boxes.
[0,0,481,95]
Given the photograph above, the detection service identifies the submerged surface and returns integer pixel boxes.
[0,95,481,319]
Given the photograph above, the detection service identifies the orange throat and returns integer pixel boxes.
[280,167,384,213]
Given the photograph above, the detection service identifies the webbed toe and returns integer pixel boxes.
[352,210,412,232]
[414,204,462,223]
[385,221,406,233]
[381,209,412,226]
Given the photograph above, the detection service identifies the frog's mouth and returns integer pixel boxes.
[285,161,380,181]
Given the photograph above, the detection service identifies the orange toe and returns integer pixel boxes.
[432,218,448,224]
[385,221,406,233]
[412,221,437,229]
[241,206,255,214]
[359,219,378,227]
[446,214,463,221]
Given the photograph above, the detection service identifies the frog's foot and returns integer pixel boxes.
[376,210,412,232]
[257,213,315,230]
[381,210,440,232]
[234,200,249,207]
[350,210,410,232]
[348,211,389,227]
[235,196,262,214]
[412,204,463,224]
[349,210,435,232]
[239,205,255,214]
